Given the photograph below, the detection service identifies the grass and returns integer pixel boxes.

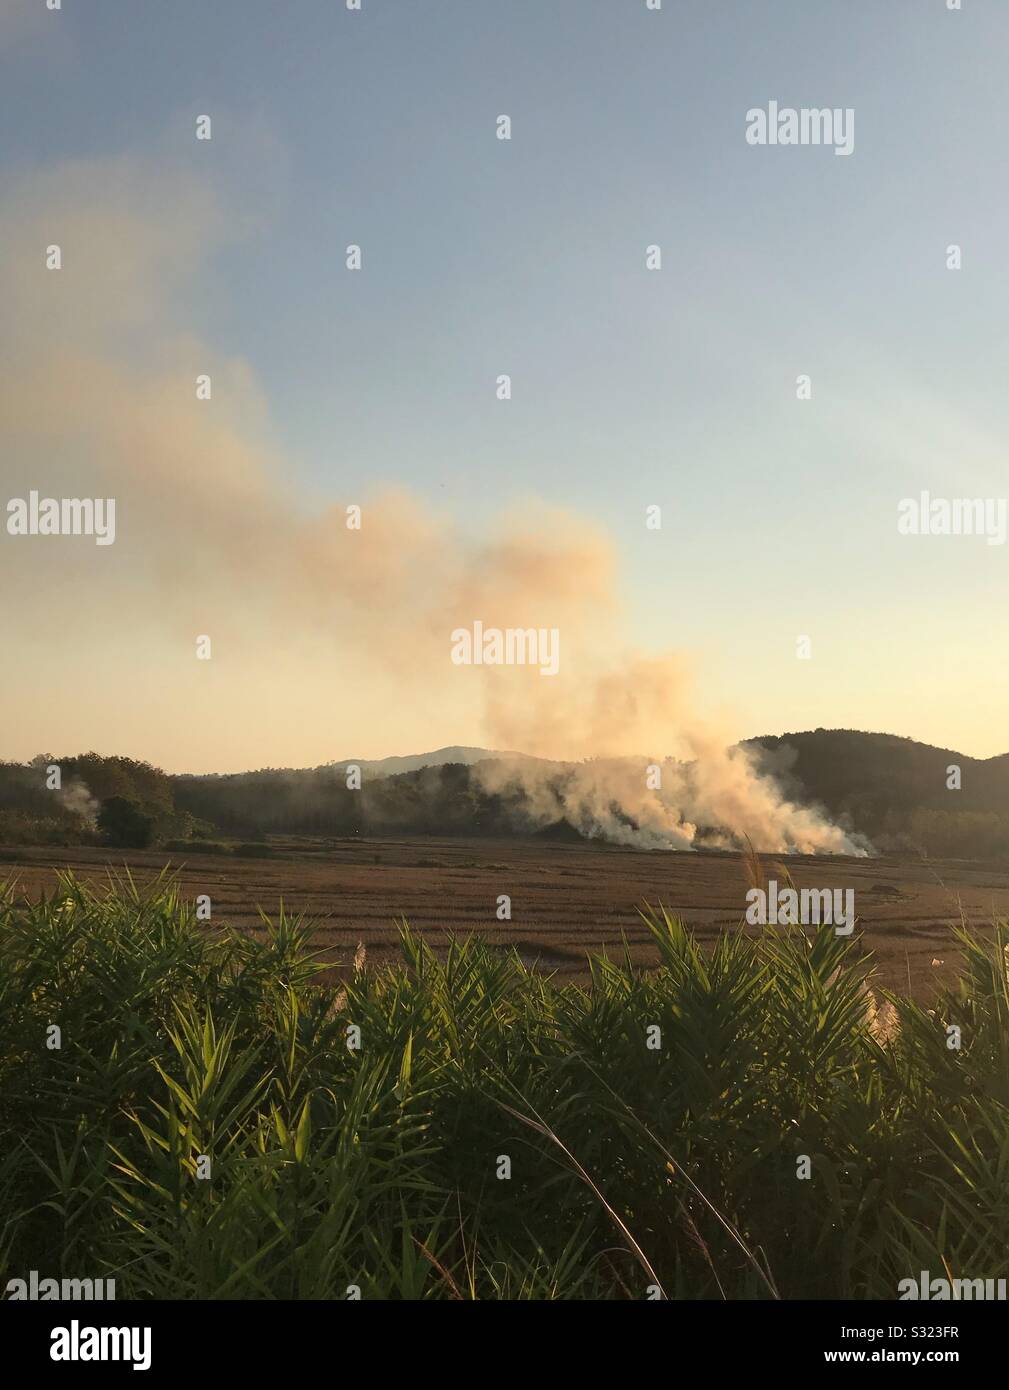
[1,872,1007,1300]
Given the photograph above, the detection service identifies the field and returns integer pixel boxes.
[5,835,1009,999]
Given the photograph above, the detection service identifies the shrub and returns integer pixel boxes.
[0,810,94,848]
[1,877,1006,1300]
[97,797,156,849]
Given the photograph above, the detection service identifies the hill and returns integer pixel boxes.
[3,731,1009,856]
[746,729,1009,855]
[330,746,532,776]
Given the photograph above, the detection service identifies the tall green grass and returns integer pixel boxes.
[1,873,1007,1299]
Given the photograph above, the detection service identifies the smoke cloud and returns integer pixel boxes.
[58,778,100,826]
[1,156,863,853]
[474,664,867,855]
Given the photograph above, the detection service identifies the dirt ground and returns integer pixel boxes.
[4,835,1009,999]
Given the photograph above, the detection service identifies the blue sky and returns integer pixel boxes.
[3,0,1009,762]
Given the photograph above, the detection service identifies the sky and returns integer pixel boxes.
[2,0,1008,771]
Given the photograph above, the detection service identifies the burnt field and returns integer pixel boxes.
[4,835,1009,999]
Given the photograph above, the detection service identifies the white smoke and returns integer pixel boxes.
[471,647,869,855]
[58,778,100,826]
[476,749,867,856]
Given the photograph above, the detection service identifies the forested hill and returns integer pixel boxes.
[746,729,1009,853]
[2,730,1008,856]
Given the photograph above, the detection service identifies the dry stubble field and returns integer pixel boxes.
[5,835,1009,999]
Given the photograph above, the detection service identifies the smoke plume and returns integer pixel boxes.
[58,778,100,826]
[1,156,864,853]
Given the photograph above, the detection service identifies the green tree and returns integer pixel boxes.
[97,796,156,849]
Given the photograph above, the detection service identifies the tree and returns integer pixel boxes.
[97,796,155,849]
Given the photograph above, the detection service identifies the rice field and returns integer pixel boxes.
[5,834,1008,998]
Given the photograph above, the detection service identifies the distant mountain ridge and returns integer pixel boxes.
[331,746,523,776]
[328,729,1009,855]
[333,731,1009,816]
